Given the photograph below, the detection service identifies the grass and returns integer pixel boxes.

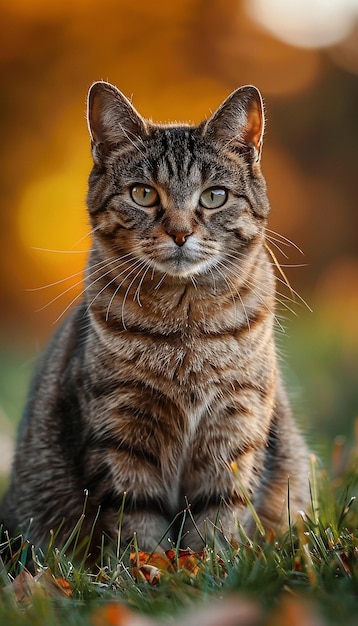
[0,317,357,624]
[0,444,356,626]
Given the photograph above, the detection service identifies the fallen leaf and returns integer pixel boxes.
[129,549,205,584]
[6,570,39,607]
[5,566,73,607]
[35,568,73,597]
[131,564,161,585]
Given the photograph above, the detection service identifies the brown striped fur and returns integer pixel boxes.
[0,82,309,556]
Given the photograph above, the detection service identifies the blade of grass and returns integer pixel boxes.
[231,462,265,537]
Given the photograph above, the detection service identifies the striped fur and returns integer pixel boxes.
[0,82,309,556]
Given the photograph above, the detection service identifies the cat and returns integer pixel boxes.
[0,81,310,559]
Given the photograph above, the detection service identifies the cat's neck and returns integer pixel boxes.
[84,244,275,339]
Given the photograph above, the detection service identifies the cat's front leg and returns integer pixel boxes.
[181,500,246,551]
[100,507,174,552]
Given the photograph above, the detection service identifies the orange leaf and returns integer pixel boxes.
[34,567,73,598]
[130,551,173,571]
[55,576,73,597]
[129,549,205,584]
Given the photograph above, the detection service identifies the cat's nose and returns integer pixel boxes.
[167,229,193,246]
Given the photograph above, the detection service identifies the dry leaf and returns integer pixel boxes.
[35,568,73,598]
[5,567,73,607]
[131,564,162,585]
[7,570,40,607]
[129,549,205,584]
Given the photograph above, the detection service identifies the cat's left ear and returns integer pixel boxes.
[87,81,147,159]
[203,86,264,163]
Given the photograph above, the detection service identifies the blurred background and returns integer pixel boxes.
[0,0,357,483]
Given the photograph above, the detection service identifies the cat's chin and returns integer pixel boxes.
[153,259,213,279]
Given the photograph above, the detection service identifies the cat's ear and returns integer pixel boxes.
[87,81,147,159]
[203,86,264,163]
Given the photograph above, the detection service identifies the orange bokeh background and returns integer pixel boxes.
[0,0,357,450]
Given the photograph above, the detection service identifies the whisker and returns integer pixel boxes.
[27,256,117,292]
[120,261,149,329]
[133,262,152,306]
[264,228,304,255]
[52,254,140,324]
[190,275,198,290]
[214,260,250,330]
[85,256,142,314]
[35,253,135,308]
[105,258,147,323]
[221,255,298,320]
[216,258,285,332]
[223,250,311,312]
[154,272,167,291]
[70,225,101,249]
[265,243,312,312]
[264,236,289,259]
[31,247,89,254]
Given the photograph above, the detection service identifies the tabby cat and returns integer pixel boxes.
[1,81,309,557]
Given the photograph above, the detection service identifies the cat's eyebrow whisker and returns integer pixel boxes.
[218,134,246,155]
[118,123,147,149]
[117,123,152,168]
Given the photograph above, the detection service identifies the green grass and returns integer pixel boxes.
[0,445,356,626]
[0,315,357,624]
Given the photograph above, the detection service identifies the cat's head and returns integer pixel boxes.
[86,81,270,279]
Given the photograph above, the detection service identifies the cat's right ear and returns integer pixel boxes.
[202,85,265,164]
[87,81,147,161]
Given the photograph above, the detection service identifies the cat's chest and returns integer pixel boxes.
[93,321,254,386]
[85,327,261,460]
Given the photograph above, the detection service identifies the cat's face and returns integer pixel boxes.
[86,82,270,280]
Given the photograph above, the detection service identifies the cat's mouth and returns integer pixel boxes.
[153,244,214,278]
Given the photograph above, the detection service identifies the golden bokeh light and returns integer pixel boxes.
[0,0,357,342]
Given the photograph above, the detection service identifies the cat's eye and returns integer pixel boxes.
[130,184,159,207]
[200,187,228,209]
